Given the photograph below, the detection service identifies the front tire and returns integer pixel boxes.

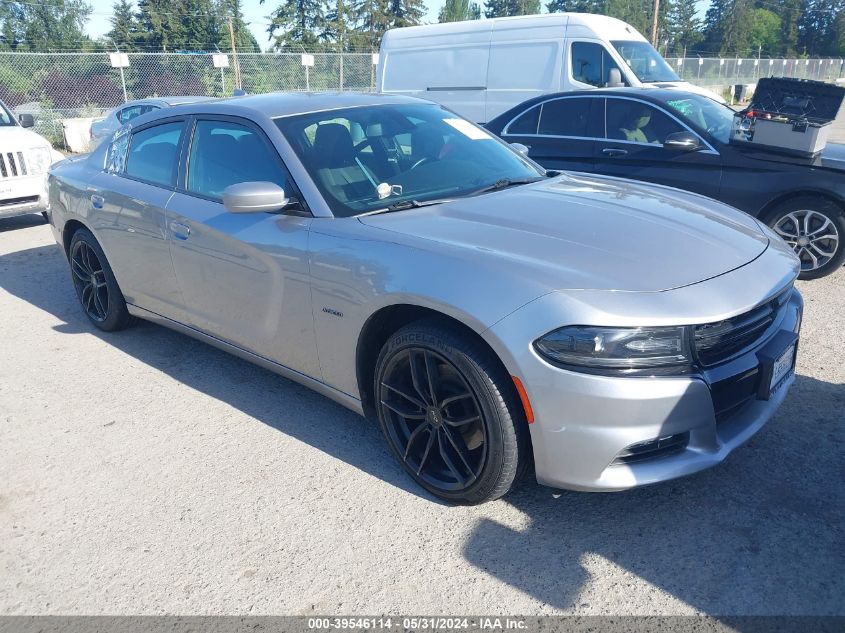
[766,197,845,280]
[68,228,134,331]
[374,320,529,504]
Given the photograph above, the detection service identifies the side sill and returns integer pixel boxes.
[126,303,365,416]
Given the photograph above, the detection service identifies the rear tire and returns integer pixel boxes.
[765,196,845,280]
[68,228,134,331]
[374,320,530,504]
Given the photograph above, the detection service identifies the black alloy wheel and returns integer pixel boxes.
[374,321,529,504]
[68,228,134,331]
[70,240,109,322]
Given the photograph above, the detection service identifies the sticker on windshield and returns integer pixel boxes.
[443,118,492,140]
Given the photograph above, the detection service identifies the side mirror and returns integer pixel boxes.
[606,68,624,88]
[510,142,530,155]
[18,113,34,128]
[222,181,289,214]
[663,131,702,152]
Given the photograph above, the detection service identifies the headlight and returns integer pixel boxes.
[534,325,692,371]
[26,146,53,175]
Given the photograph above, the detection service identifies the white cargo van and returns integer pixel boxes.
[377,13,722,123]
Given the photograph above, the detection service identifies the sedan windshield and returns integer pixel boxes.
[275,103,544,216]
[663,94,735,144]
[612,41,680,83]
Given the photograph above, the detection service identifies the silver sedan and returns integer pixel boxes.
[89,96,215,148]
[47,93,803,504]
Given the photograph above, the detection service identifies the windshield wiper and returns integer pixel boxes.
[366,198,453,215]
[470,177,545,196]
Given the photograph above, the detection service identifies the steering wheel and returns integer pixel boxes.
[410,156,437,170]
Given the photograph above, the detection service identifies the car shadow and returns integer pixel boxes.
[0,214,47,233]
[0,242,439,503]
[464,372,844,616]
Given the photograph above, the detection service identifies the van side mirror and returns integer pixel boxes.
[663,131,702,152]
[222,181,290,214]
[606,68,624,88]
[510,143,530,155]
[18,113,34,128]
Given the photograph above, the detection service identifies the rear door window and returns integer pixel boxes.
[538,98,597,137]
[124,121,184,187]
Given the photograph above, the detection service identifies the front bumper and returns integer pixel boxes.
[0,174,47,219]
[486,263,802,492]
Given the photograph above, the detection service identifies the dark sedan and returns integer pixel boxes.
[487,87,845,279]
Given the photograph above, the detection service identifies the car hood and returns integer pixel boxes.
[0,125,52,149]
[359,173,769,293]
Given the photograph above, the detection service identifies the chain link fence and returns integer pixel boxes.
[666,57,845,88]
[1,51,843,148]
[0,52,377,147]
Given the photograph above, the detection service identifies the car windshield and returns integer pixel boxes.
[612,41,680,83]
[0,101,16,126]
[663,94,735,144]
[275,103,544,217]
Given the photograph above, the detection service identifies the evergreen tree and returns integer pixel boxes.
[262,0,326,49]
[325,0,355,49]
[546,0,606,11]
[484,0,541,18]
[219,0,260,51]
[136,0,185,51]
[107,0,139,50]
[350,0,390,50]
[439,0,481,22]
[664,0,702,55]
[386,0,425,28]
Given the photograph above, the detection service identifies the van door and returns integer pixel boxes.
[381,23,492,125]
[485,17,567,123]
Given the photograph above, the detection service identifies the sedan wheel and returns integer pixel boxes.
[374,321,529,504]
[68,228,134,331]
[71,241,110,322]
[767,198,845,280]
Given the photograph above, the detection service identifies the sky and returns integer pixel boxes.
[84,0,442,50]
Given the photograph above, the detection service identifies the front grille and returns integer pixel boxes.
[0,195,39,207]
[0,151,28,179]
[710,367,760,423]
[693,286,792,366]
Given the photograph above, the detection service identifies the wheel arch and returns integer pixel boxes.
[759,188,845,222]
[355,303,521,423]
[61,218,90,257]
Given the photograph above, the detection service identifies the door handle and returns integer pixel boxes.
[170,221,191,240]
[90,194,104,209]
[601,148,629,157]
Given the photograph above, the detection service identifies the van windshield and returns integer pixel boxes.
[612,41,680,83]
[276,103,544,217]
[0,101,16,126]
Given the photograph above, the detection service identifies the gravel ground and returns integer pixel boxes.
[0,216,842,616]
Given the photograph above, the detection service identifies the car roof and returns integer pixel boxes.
[487,87,715,128]
[130,91,429,126]
[117,96,217,109]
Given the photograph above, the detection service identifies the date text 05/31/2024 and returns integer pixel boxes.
[307,618,528,630]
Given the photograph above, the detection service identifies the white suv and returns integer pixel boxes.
[0,99,63,221]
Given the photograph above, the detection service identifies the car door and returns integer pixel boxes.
[592,97,723,197]
[499,96,601,173]
[165,115,320,379]
[87,119,187,319]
